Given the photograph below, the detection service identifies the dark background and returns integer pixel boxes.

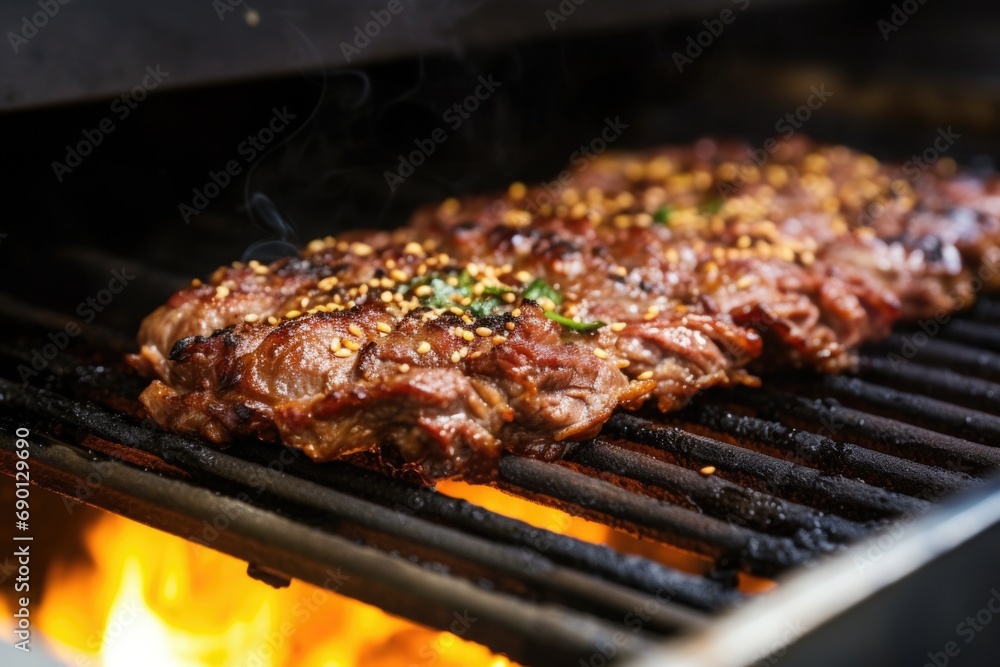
[3,0,1000,335]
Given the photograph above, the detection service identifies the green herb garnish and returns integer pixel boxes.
[405,272,603,332]
[653,205,675,224]
[543,311,606,332]
[522,278,563,306]
[406,270,512,318]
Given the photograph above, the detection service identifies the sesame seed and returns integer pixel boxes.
[215,285,230,299]
[350,242,373,257]
[398,363,410,372]
[491,335,506,345]
[699,466,717,476]
[593,348,609,359]
[390,269,408,283]
[417,341,432,354]
[191,278,203,287]
[342,338,361,351]
[508,182,527,199]
[334,348,353,358]
[380,290,393,303]
[267,316,279,325]
[285,310,301,319]
[414,285,433,297]
[459,346,469,358]
[637,371,654,381]
[475,327,492,337]
[403,242,425,256]
[348,323,364,337]
[610,322,627,332]
[511,308,522,318]
[376,322,392,334]
[358,284,369,295]
[329,338,342,352]
[451,351,462,363]
[243,313,259,323]
[643,306,660,321]
[502,292,517,303]
[462,330,475,341]
[505,321,515,331]
[616,359,630,369]
[514,271,532,283]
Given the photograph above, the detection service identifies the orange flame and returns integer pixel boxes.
[35,511,519,667]
[32,480,770,666]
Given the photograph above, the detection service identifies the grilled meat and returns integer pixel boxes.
[130,137,999,480]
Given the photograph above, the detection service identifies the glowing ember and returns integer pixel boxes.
[437,481,775,594]
[35,512,519,667]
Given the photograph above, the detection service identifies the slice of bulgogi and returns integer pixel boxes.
[129,138,999,480]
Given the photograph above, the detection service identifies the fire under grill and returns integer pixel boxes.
[2,262,1000,666]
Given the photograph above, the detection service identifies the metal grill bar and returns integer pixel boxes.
[858,357,1000,414]
[563,439,868,544]
[0,427,644,667]
[970,296,1000,323]
[229,444,742,611]
[871,334,1000,382]
[717,387,1000,474]
[676,402,976,499]
[938,318,1000,352]
[604,413,929,521]
[783,374,1000,449]
[0,378,712,631]
[497,456,817,576]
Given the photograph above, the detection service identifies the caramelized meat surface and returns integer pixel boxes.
[130,138,999,480]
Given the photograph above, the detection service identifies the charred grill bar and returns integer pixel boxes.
[2,277,1000,665]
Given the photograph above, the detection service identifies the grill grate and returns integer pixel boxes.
[1,283,999,666]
